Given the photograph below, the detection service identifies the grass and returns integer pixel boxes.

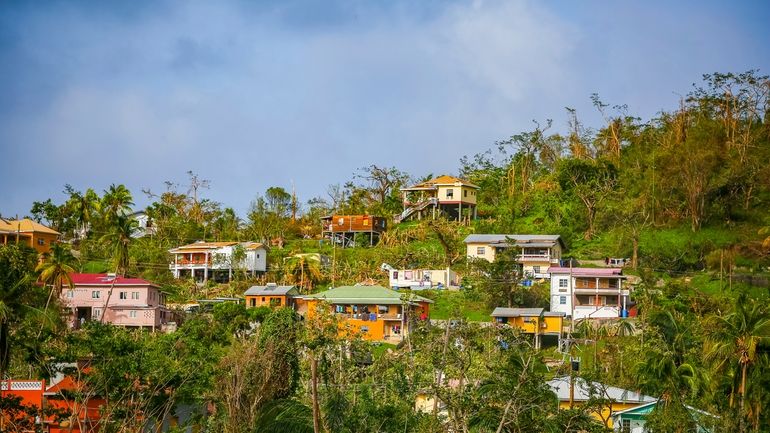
[422,290,490,322]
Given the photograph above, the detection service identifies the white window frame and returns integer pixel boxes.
[559,296,567,305]
[91,291,101,299]
[119,291,127,300]
[476,247,485,255]
[129,310,137,318]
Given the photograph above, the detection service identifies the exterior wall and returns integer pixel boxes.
[550,273,625,319]
[522,260,553,278]
[498,316,562,334]
[550,275,573,316]
[246,295,288,308]
[389,269,457,289]
[558,401,643,428]
[62,284,167,329]
[466,242,497,262]
[435,185,477,205]
[304,300,419,342]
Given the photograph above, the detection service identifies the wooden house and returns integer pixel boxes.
[321,215,387,247]
[244,283,298,308]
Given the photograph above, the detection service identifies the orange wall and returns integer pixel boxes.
[246,295,288,308]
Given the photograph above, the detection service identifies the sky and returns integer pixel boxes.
[1,0,768,218]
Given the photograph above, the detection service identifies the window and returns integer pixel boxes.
[129,310,137,318]
[446,189,454,198]
[91,291,101,299]
[261,297,266,302]
[37,238,45,246]
[119,292,127,300]
[621,419,631,433]
[533,266,541,274]
[360,326,369,333]
[558,279,569,292]
[559,296,567,305]
[256,254,260,258]
[92,308,101,319]
[250,299,256,307]
[464,190,467,197]
[476,247,485,255]
[132,291,140,299]
[66,290,74,298]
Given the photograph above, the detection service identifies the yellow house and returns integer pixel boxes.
[464,234,564,279]
[547,376,655,429]
[244,283,299,308]
[397,175,479,223]
[0,218,60,256]
[491,307,565,349]
[301,285,433,342]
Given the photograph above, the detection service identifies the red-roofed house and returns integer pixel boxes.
[1,379,45,431]
[61,274,170,330]
[548,267,630,320]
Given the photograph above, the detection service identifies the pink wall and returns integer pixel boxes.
[61,284,167,329]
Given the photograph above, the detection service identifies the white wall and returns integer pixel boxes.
[550,274,572,315]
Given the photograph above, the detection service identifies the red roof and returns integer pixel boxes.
[547,267,624,277]
[69,273,156,286]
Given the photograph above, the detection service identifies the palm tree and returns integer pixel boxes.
[36,242,76,300]
[706,295,770,431]
[35,243,77,335]
[101,215,137,275]
[284,254,323,293]
[101,184,134,222]
[67,188,100,239]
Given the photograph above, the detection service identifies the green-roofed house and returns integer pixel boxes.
[301,285,433,342]
[610,400,716,433]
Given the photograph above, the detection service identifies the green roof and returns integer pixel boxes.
[304,285,434,305]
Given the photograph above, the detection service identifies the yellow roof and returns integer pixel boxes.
[0,218,60,235]
[243,242,265,250]
[403,175,479,190]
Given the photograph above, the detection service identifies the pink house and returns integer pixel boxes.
[61,273,171,331]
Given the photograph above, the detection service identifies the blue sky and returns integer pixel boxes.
[1,0,768,218]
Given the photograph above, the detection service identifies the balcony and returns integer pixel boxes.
[573,305,621,320]
[518,253,551,261]
[334,312,402,321]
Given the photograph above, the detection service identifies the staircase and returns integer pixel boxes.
[394,198,437,223]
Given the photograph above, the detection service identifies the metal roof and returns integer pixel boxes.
[244,284,298,296]
[547,376,655,404]
[463,234,564,249]
[491,307,565,318]
[547,267,625,277]
[303,285,434,305]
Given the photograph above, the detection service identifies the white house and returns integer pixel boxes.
[381,263,458,290]
[464,234,564,279]
[169,241,267,283]
[549,267,628,320]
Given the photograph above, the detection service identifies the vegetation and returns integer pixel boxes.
[2,71,769,431]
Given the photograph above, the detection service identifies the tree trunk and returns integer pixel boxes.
[632,236,639,270]
[740,362,747,433]
[311,356,321,433]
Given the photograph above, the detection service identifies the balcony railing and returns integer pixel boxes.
[334,312,402,321]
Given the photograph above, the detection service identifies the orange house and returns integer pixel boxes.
[0,218,60,255]
[301,285,432,342]
[244,283,299,308]
[491,307,565,349]
[1,379,45,431]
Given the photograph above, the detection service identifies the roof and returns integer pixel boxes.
[547,267,625,277]
[0,218,60,235]
[168,241,264,253]
[244,284,298,296]
[463,234,565,249]
[491,307,565,318]
[403,175,479,190]
[69,273,158,287]
[303,285,434,305]
[547,376,655,404]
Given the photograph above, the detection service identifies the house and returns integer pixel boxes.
[130,211,155,238]
[61,273,171,331]
[382,263,458,290]
[611,400,716,433]
[548,267,629,320]
[244,283,299,308]
[321,215,387,248]
[168,241,267,282]
[0,218,60,256]
[464,234,565,278]
[300,285,433,342]
[491,307,565,349]
[397,175,479,223]
[548,376,655,429]
[1,379,46,431]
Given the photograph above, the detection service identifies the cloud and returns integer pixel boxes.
[0,0,767,217]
